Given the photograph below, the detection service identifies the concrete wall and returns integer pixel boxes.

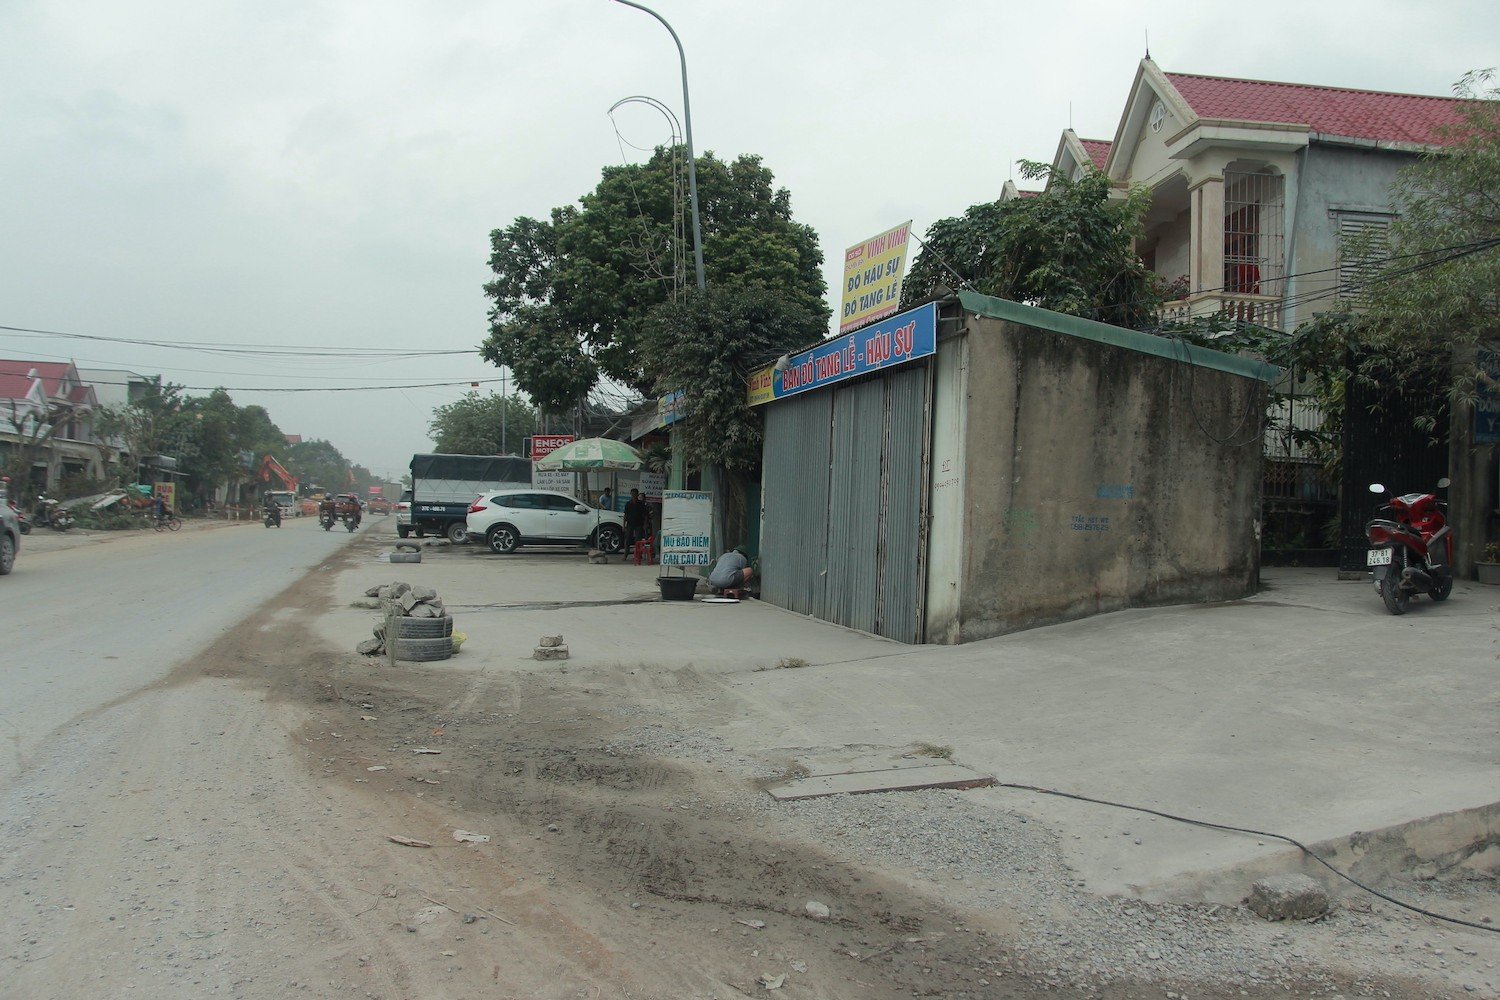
[1283,142,1418,329]
[923,334,969,643]
[955,314,1266,641]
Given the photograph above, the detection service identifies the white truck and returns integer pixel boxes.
[404,453,531,543]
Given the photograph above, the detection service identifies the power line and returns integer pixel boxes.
[3,345,498,384]
[36,375,507,393]
[0,324,475,358]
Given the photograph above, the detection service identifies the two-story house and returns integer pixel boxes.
[0,359,109,493]
[1037,59,1476,566]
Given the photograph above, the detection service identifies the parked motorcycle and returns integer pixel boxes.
[33,495,73,532]
[1364,477,1453,615]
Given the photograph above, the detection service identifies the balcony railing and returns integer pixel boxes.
[1159,292,1283,330]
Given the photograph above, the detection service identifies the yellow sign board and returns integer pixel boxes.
[839,221,912,334]
[154,482,176,512]
[746,366,775,407]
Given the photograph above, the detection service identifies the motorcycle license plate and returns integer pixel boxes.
[1367,548,1393,566]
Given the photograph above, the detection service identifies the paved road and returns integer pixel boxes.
[0,514,373,784]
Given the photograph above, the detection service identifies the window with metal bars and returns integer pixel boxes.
[1222,170,1286,296]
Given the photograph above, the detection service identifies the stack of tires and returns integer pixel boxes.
[389,613,454,663]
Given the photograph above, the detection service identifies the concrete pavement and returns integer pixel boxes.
[328,538,1500,901]
[0,512,374,784]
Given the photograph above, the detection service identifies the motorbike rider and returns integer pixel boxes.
[262,490,282,525]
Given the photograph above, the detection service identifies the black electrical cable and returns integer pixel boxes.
[996,781,1500,934]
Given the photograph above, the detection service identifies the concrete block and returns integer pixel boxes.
[533,645,570,661]
[356,638,383,656]
[364,585,382,598]
[399,590,418,613]
[538,635,564,648]
[1248,874,1329,921]
[412,585,438,602]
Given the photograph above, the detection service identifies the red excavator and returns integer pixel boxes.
[257,455,300,517]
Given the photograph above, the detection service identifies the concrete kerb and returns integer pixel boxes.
[318,544,1500,902]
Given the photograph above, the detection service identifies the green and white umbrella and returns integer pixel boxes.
[534,437,643,471]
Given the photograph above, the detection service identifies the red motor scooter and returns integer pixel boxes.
[1364,477,1453,615]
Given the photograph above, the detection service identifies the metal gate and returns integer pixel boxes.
[760,365,930,641]
[1338,369,1449,573]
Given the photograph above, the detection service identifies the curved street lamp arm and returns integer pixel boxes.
[609,0,707,291]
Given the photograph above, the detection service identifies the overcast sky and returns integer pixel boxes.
[1,1,1493,479]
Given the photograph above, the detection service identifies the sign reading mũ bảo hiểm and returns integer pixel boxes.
[660,490,712,567]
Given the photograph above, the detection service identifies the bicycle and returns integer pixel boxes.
[152,513,182,532]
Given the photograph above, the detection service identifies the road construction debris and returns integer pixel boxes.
[354,582,454,658]
[736,919,766,930]
[756,972,785,989]
[452,830,489,844]
[366,765,387,772]
[1248,874,1330,921]
[411,747,441,754]
[387,836,432,849]
[538,635,563,648]
[533,634,570,660]
[804,900,830,920]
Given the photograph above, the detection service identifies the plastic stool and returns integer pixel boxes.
[632,537,656,565]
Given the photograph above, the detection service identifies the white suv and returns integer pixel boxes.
[466,490,625,555]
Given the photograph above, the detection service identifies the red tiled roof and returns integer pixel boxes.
[0,360,72,401]
[1016,189,1043,198]
[1164,72,1473,146]
[1079,138,1112,170]
[285,434,303,446]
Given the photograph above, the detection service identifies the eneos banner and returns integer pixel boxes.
[839,221,912,334]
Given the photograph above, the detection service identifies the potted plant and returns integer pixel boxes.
[1479,542,1500,586]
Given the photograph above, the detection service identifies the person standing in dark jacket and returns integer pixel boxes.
[623,488,649,556]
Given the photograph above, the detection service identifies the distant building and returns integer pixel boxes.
[76,368,154,411]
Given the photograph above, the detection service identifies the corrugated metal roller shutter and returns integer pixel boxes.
[759,362,930,641]
[825,378,885,634]
[760,390,832,616]
[876,365,929,642]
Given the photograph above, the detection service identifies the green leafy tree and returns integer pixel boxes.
[903,161,1160,328]
[287,438,354,493]
[94,380,193,485]
[642,286,822,472]
[427,392,538,455]
[1356,70,1499,397]
[1,396,64,502]
[641,285,824,545]
[481,149,829,412]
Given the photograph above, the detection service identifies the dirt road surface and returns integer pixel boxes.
[1,525,1490,998]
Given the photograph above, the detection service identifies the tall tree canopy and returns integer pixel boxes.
[481,149,829,413]
[902,161,1159,329]
[428,392,538,456]
[641,285,825,472]
[1356,70,1499,399]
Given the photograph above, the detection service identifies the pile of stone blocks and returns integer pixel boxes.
[533,634,568,660]
[354,581,453,658]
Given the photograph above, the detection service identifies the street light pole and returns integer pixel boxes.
[610,0,706,292]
